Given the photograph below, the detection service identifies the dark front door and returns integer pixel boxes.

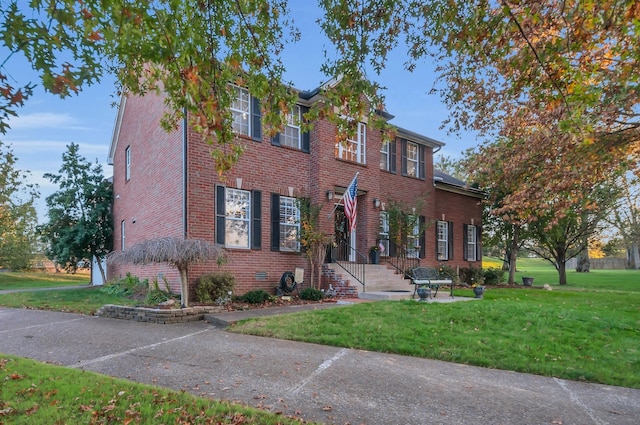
[334,205,350,261]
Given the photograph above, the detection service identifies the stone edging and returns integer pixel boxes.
[95,304,224,324]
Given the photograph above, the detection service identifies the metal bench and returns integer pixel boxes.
[410,267,454,299]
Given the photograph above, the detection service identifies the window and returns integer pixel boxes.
[216,186,261,249]
[282,105,301,149]
[230,85,262,141]
[230,85,250,136]
[335,121,366,164]
[279,196,300,252]
[437,221,449,260]
[380,140,396,173]
[464,224,480,261]
[407,216,421,259]
[379,211,389,257]
[125,146,131,181]
[406,142,419,177]
[120,220,126,251]
[401,139,425,179]
[223,188,251,248]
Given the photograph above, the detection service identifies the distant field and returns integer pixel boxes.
[0,271,89,291]
[483,257,640,292]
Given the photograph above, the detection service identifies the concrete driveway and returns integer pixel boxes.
[1,307,638,425]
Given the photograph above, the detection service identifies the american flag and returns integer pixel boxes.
[343,173,358,232]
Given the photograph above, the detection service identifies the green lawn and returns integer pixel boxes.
[0,271,89,290]
[232,260,640,389]
[0,355,314,425]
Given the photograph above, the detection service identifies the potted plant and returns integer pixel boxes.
[369,245,380,264]
[471,283,485,299]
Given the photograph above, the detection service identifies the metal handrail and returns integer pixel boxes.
[384,250,420,279]
[332,240,367,292]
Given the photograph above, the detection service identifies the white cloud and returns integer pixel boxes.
[6,112,91,131]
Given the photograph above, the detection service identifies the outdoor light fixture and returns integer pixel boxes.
[373,198,381,208]
[326,190,334,200]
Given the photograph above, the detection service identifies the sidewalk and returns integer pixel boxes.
[1,306,639,425]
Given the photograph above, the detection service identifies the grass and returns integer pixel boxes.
[0,271,89,290]
[0,287,139,315]
[231,266,640,389]
[0,355,314,425]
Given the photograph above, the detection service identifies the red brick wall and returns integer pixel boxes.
[109,92,484,298]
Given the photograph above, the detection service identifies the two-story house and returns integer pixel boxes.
[107,82,483,298]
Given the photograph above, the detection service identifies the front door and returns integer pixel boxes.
[334,205,356,261]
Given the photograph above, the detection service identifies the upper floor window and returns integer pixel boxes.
[464,224,479,262]
[401,139,425,179]
[380,140,396,173]
[125,146,131,181]
[279,196,300,252]
[282,105,301,149]
[406,142,419,177]
[335,122,366,164]
[230,85,262,141]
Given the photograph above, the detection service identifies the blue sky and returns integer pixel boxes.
[1,4,479,223]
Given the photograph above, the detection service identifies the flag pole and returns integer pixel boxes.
[326,172,359,219]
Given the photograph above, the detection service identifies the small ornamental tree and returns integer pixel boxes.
[108,237,222,308]
[298,199,332,290]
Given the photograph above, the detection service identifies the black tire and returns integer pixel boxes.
[279,271,296,293]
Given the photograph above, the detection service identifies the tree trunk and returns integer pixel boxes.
[576,233,590,272]
[507,225,520,285]
[629,242,640,269]
[558,260,568,285]
[179,267,189,307]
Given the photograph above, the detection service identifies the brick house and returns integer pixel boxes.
[107,83,484,298]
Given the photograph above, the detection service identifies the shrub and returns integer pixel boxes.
[459,266,483,285]
[146,276,178,305]
[101,273,148,297]
[300,287,324,301]
[236,289,271,304]
[195,272,236,305]
[483,267,505,285]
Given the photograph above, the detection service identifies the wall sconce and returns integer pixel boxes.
[442,213,446,221]
[373,198,381,208]
[235,177,243,189]
[326,190,334,200]
[288,186,294,197]
[471,218,474,225]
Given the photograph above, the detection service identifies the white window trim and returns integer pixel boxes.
[230,84,250,136]
[467,225,477,261]
[335,121,366,164]
[379,211,389,257]
[279,196,300,252]
[121,220,126,251]
[406,141,419,178]
[380,142,389,171]
[437,220,448,260]
[225,188,251,249]
[282,105,302,149]
[125,146,131,181]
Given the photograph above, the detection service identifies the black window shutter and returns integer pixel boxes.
[389,139,397,174]
[215,185,226,245]
[448,221,454,260]
[419,145,426,180]
[270,193,280,251]
[476,225,482,261]
[251,96,262,142]
[401,139,407,176]
[251,190,262,249]
[271,133,281,146]
[463,224,468,261]
[301,106,310,153]
[419,216,426,259]
[389,240,397,257]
